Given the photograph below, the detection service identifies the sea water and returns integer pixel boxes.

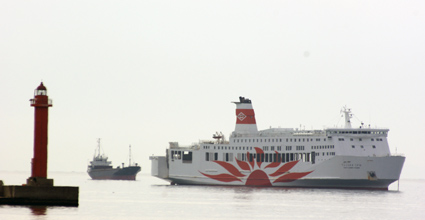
[0,171,424,220]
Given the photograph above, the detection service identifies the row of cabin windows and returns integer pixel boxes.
[315,152,336,156]
[352,145,376,149]
[232,136,384,144]
[203,145,375,160]
[312,145,335,150]
[329,131,387,135]
[170,150,334,164]
[207,138,383,150]
[211,145,307,152]
[262,146,302,151]
[214,146,254,151]
[206,152,313,163]
[338,138,384,141]
[233,138,326,143]
[205,152,235,162]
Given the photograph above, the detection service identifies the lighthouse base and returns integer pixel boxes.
[26,177,54,187]
[0,180,79,207]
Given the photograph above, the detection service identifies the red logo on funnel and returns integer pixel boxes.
[237,112,247,121]
[236,109,256,124]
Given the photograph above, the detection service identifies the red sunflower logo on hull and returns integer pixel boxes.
[200,147,313,186]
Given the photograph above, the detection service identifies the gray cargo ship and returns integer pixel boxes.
[88,139,141,180]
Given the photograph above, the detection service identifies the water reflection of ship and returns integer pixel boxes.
[87,139,141,180]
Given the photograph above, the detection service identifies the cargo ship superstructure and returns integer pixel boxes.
[88,139,141,180]
[150,97,405,189]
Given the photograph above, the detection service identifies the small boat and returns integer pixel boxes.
[87,139,141,180]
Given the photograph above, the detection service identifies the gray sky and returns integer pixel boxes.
[1,0,424,180]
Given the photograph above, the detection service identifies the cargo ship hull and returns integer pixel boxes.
[88,166,141,180]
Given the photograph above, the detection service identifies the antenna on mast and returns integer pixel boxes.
[129,145,132,166]
[95,138,101,157]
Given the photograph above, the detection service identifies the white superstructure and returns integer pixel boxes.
[150,97,405,189]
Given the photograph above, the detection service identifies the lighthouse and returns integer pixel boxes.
[0,82,79,206]
[29,82,52,181]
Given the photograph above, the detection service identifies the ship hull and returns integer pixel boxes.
[88,166,141,180]
[167,178,396,190]
[151,155,405,190]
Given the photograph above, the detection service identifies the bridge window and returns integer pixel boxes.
[182,151,192,163]
[172,151,182,160]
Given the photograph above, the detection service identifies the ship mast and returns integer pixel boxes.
[95,138,101,158]
[129,145,132,166]
[341,106,352,128]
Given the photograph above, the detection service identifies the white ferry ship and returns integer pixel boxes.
[150,97,405,189]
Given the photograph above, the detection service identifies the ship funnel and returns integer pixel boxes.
[232,96,258,133]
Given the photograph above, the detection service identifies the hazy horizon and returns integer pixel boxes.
[1,0,424,180]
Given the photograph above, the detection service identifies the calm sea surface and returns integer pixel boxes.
[0,171,424,220]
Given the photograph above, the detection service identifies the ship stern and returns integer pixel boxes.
[149,156,169,181]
